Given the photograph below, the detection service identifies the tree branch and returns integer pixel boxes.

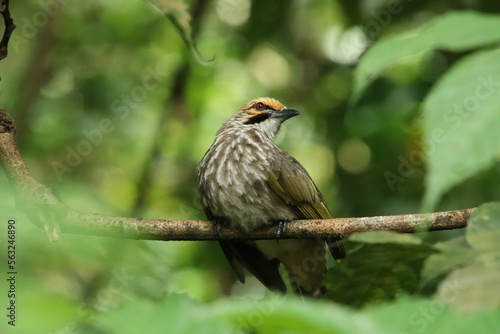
[0,108,473,242]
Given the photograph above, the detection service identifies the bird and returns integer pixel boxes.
[196,97,345,296]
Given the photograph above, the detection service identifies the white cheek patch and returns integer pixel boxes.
[254,118,282,140]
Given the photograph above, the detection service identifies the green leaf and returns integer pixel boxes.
[420,250,477,292]
[211,295,388,334]
[349,231,422,244]
[422,49,500,210]
[420,203,500,295]
[4,292,81,334]
[436,256,500,312]
[96,294,231,334]
[466,202,500,250]
[324,243,436,307]
[95,287,500,334]
[350,11,500,106]
[212,295,500,334]
[365,297,500,334]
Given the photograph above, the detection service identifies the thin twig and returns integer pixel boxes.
[0,0,16,60]
[0,108,472,241]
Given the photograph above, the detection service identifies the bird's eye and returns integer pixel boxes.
[255,102,266,111]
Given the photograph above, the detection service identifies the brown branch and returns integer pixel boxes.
[0,0,15,60]
[59,206,473,241]
[0,108,473,242]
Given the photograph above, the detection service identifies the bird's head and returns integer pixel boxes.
[222,97,299,139]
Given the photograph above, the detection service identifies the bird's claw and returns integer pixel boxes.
[276,220,288,240]
[213,217,224,238]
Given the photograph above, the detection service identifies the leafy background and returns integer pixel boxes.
[1,0,500,333]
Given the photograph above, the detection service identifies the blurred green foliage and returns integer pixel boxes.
[2,0,500,333]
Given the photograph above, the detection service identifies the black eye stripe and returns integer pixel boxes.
[243,112,271,124]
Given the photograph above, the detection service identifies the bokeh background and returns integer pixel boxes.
[1,0,500,333]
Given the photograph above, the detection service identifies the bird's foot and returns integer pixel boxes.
[212,217,226,238]
[275,220,290,240]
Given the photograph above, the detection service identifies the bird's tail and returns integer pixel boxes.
[327,237,346,261]
[280,239,327,296]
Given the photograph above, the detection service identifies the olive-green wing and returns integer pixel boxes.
[267,153,346,260]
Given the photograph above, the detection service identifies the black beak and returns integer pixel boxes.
[270,109,300,120]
